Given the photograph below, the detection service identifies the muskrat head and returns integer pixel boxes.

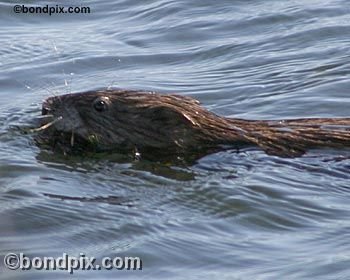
[37,89,207,155]
[38,91,117,153]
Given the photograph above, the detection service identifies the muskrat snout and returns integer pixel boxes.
[42,106,50,115]
[41,98,55,116]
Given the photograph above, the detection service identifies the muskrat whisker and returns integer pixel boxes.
[30,116,63,133]
[36,114,54,119]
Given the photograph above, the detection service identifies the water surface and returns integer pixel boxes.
[1,0,350,279]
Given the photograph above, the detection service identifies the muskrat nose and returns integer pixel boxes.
[42,98,54,115]
[41,105,50,115]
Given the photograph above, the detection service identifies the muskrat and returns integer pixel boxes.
[36,89,350,159]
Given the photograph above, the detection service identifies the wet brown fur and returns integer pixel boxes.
[38,89,350,158]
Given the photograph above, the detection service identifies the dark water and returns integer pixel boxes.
[1,0,350,279]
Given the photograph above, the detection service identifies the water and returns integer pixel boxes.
[1,0,350,279]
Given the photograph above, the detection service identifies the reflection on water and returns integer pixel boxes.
[1,0,350,279]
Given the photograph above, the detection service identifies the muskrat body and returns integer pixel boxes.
[37,89,350,159]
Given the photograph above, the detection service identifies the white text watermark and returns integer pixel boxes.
[3,253,142,274]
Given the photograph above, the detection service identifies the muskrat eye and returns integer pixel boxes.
[93,99,108,112]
